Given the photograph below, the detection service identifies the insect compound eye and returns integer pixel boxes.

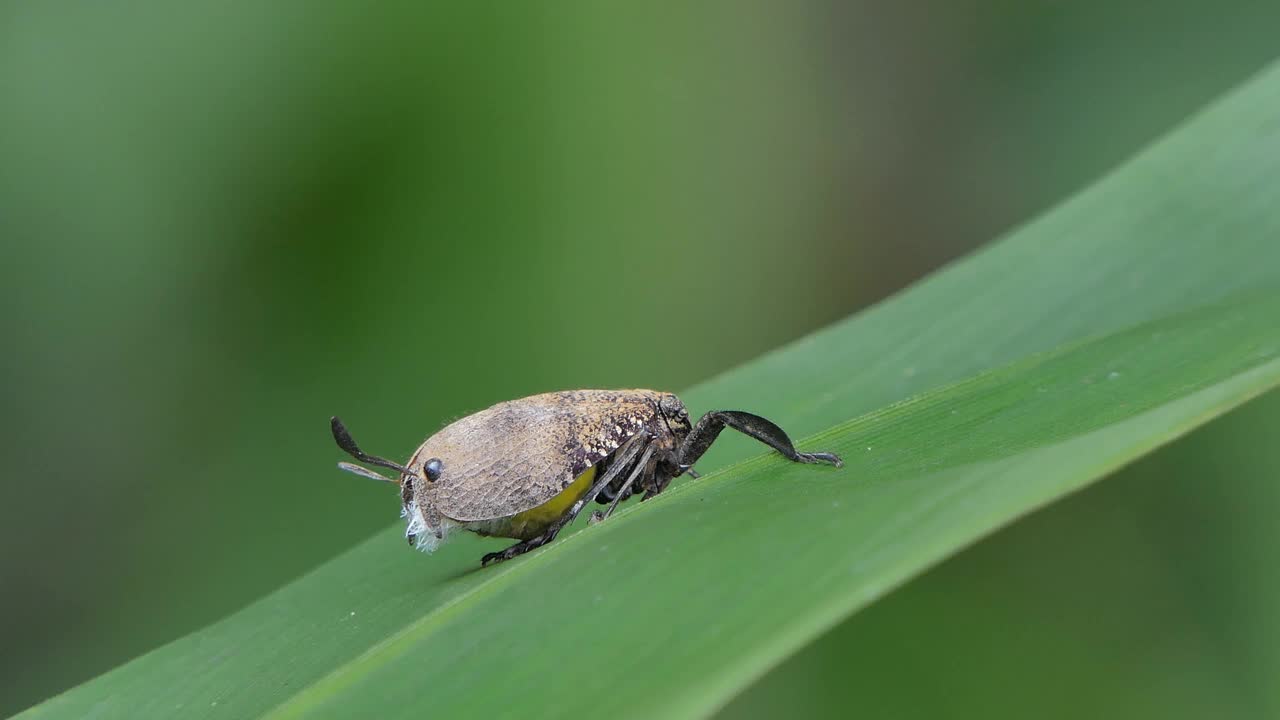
[423,458,444,482]
[658,394,690,428]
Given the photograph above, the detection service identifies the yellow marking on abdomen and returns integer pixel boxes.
[506,465,597,539]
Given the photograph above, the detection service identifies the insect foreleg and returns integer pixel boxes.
[677,411,843,470]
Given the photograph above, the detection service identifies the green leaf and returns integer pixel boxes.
[20,62,1280,720]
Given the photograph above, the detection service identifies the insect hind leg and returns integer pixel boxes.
[677,410,843,470]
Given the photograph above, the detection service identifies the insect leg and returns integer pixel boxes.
[642,449,682,500]
[677,410,843,469]
[480,433,651,566]
[594,443,659,522]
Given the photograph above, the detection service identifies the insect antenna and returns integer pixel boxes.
[337,461,396,483]
[330,416,414,477]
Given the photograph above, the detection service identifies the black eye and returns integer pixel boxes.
[423,458,443,481]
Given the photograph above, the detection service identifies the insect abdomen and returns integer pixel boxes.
[470,465,598,540]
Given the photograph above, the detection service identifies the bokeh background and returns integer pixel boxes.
[3,1,1279,717]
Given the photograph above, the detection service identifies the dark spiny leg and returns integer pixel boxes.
[677,410,843,470]
[640,450,681,501]
[481,433,651,566]
[591,444,657,523]
[479,529,558,566]
[594,440,644,505]
[597,482,618,504]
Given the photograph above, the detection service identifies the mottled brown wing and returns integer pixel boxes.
[418,390,662,522]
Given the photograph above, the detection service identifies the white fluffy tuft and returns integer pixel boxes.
[401,503,456,553]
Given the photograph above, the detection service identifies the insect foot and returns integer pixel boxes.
[480,534,550,566]
[796,451,843,467]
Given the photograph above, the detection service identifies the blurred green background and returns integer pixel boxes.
[2,1,1278,717]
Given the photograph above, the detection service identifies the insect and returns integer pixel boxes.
[331,389,841,566]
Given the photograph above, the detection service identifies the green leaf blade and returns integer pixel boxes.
[18,58,1280,720]
[264,293,1280,720]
